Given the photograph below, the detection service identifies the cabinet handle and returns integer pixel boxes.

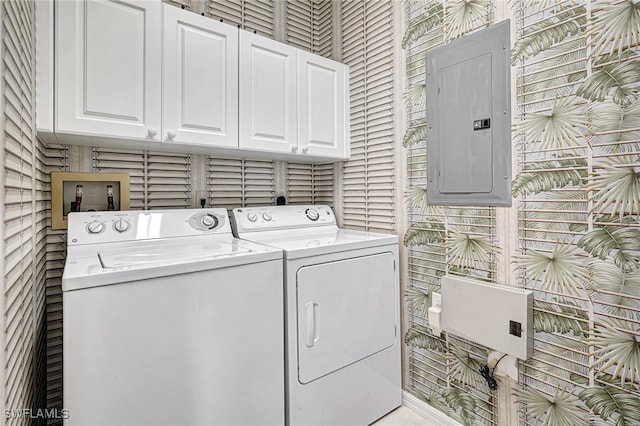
[291,145,298,153]
[167,130,177,140]
[302,146,309,153]
[147,128,158,138]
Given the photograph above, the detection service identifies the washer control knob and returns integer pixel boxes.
[113,219,130,233]
[262,212,273,221]
[200,214,219,229]
[305,208,320,221]
[247,213,258,222]
[87,221,106,234]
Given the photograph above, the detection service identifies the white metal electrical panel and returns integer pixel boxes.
[426,20,511,206]
[440,275,533,360]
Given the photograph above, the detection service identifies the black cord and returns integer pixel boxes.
[481,353,508,391]
[479,364,498,391]
[491,353,508,376]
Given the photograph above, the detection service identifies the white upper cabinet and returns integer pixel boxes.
[163,5,238,148]
[298,51,349,159]
[239,30,349,160]
[36,0,56,144]
[239,31,298,154]
[56,0,162,141]
[38,2,349,161]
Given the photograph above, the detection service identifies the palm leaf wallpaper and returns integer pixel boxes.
[405,1,499,424]
[404,1,640,425]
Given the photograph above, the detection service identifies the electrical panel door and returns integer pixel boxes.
[426,20,511,206]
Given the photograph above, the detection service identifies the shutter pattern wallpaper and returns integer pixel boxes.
[403,2,501,425]
[285,0,333,56]
[0,0,391,422]
[204,0,336,210]
[311,0,332,58]
[207,158,276,208]
[284,0,335,207]
[341,0,396,233]
[404,1,640,426]
[285,0,314,51]
[1,0,50,421]
[286,163,334,206]
[200,0,281,210]
[206,0,274,37]
[93,148,192,210]
[44,144,67,422]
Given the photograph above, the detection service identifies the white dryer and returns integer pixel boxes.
[62,209,284,426]
[231,205,401,426]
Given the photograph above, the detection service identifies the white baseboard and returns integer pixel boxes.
[402,390,463,426]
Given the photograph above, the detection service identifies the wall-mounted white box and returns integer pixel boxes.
[441,275,533,360]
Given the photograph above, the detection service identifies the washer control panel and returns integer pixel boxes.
[189,211,223,231]
[232,205,336,233]
[67,209,231,246]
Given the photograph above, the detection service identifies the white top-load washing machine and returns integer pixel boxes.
[62,209,284,426]
[231,205,401,425]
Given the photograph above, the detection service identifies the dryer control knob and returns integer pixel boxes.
[113,219,131,233]
[262,212,273,221]
[87,221,106,234]
[305,208,320,221]
[200,214,219,229]
[247,213,258,222]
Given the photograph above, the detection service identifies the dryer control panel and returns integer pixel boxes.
[232,205,336,233]
[67,209,230,246]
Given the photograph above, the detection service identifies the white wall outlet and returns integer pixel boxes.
[432,291,442,308]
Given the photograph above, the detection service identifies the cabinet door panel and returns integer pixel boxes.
[85,1,141,119]
[163,5,238,148]
[298,52,348,159]
[56,0,161,140]
[239,31,297,154]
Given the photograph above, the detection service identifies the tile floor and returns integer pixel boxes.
[371,406,428,425]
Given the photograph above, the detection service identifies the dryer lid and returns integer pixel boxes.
[242,228,398,259]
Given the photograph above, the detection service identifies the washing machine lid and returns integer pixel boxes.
[241,228,398,259]
[62,236,281,292]
[97,240,250,268]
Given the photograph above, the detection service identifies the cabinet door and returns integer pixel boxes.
[56,0,161,140]
[163,5,238,148]
[239,31,297,154]
[298,52,349,159]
